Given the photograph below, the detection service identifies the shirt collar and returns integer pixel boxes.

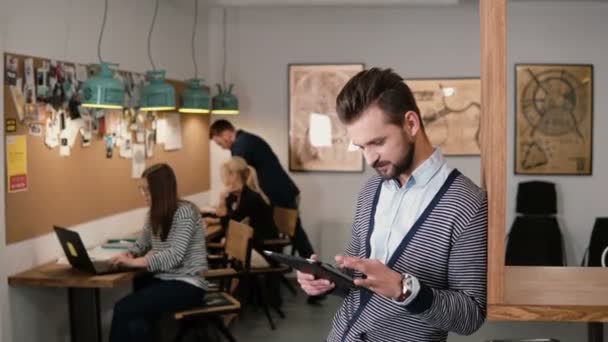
[385,147,445,190]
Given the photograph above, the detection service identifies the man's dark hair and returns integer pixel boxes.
[336,67,421,127]
[209,119,235,139]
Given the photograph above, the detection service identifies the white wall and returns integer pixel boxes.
[205,1,607,341]
[207,4,483,261]
[0,0,211,341]
[506,1,608,267]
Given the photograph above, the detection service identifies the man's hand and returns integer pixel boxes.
[336,255,402,300]
[296,254,335,296]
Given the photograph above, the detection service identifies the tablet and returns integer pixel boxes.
[263,250,356,290]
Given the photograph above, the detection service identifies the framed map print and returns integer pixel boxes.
[515,63,593,175]
[288,63,364,172]
[406,78,481,155]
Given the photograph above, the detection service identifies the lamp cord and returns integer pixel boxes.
[192,0,199,79]
[148,0,160,70]
[97,0,109,63]
[222,7,227,88]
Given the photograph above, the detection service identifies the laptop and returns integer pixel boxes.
[54,226,127,275]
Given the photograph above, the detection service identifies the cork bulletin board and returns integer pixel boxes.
[4,52,210,244]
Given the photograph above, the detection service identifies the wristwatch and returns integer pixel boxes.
[396,273,414,302]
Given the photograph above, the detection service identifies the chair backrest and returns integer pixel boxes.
[225,219,254,267]
[586,217,608,267]
[516,181,557,215]
[273,207,298,238]
[506,216,565,266]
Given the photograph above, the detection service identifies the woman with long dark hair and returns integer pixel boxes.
[109,163,208,342]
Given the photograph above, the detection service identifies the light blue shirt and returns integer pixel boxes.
[370,148,452,305]
[371,148,452,262]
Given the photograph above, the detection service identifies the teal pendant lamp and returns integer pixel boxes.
[140,70,175,111]
[179,0,210,114]
[212,84,239,115]
[81,0,124,109]
[211,8,239,115]
[140,0,175,112]
[82,63,124,109]
[180,79,210,114]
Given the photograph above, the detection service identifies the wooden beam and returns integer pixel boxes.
[488,304,608,323]
[480,0,507,306]
[505,266,608,306]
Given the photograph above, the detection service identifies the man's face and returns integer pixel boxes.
[212,130,233,150]
[346,105,416,180]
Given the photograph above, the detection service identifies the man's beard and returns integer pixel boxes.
[373,141,416,180]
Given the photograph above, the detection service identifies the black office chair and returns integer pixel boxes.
[582,217,608,267]
[506,181,566,266]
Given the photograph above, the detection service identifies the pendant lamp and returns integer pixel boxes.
[211,8,239,115]
[179,0,210,114]
[140,0,175,112]
[81,0,124,109]
[212,84,239,115]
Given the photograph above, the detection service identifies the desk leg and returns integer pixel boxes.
[68,288,102,342]
[588,322,604,342]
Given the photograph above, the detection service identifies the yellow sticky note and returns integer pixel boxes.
[66,242,78,257]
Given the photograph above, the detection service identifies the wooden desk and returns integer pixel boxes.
[9,262,138,342]
[206,224,223,241]
[9,262,238,342]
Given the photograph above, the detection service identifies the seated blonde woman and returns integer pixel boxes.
[205,156,279,267]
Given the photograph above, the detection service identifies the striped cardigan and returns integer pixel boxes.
[328,169,488,342]
[129,201,209,290]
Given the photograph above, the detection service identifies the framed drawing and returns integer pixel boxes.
[288,63,365,172]
[406,78,481,155]
[515,63,593,175]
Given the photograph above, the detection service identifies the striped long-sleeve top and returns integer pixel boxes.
[328,170,488,342]
[129,201,209,290]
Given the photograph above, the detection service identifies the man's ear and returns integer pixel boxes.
[403,111,421,136]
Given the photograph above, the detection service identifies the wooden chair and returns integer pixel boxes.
[172,292,240,342]
[223,219,290,330]
[263,206,300,296]
[171,222,251,342]
[264,207,298,250]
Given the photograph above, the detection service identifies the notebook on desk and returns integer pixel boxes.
[53,226,129,275]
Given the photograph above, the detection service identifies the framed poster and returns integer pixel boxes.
[407,78,481,156]
[515,63,593,175]
[288,63,365,172]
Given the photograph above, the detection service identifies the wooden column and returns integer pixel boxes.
[480,0,507,306]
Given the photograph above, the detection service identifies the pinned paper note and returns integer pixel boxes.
[164,113,182,151]
[45,114,60,148]
[6,135,28,193]
[132,144,146,178]
[156,117,167,144]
